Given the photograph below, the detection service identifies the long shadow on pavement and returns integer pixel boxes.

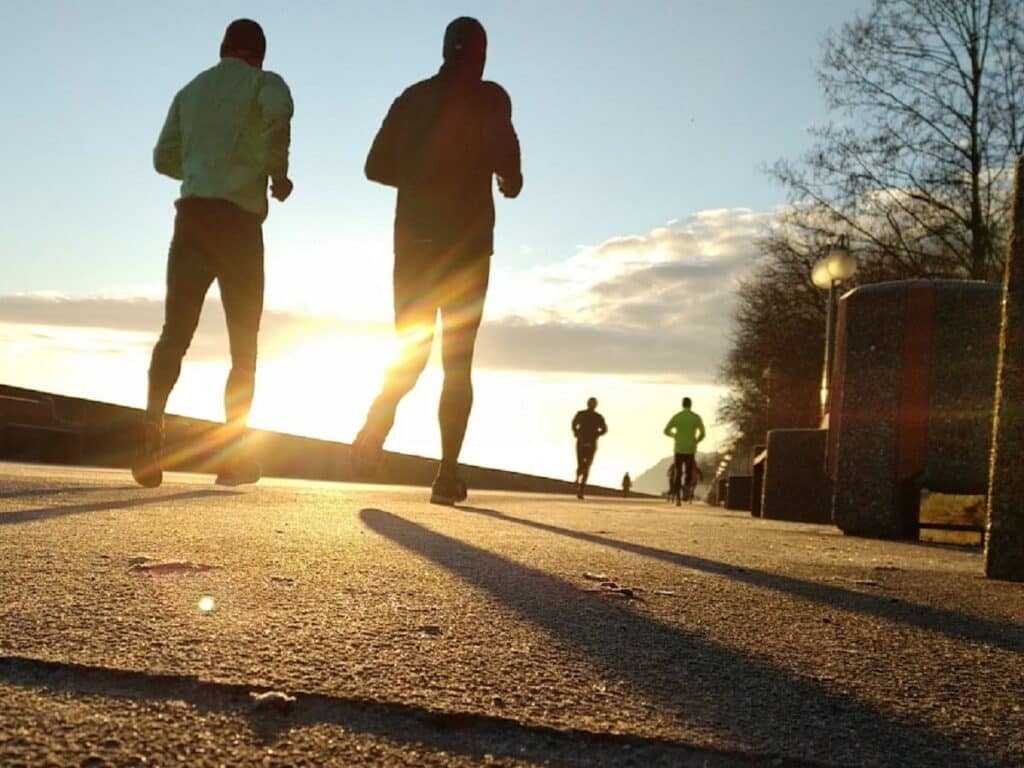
[361,508,1009,768]
[0,490,242,526]
[458,505,1023,654]
[0,486,136,500]
[0,655,790,768]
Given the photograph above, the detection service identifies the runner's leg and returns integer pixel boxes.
[216,205,264,445]
[672,453,685,501]
[579,443,595,485]
[146,202,216,423]
[437,257,489,478]
[682,453,696,500]
[358,255,439,448]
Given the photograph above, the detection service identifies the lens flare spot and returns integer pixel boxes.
[198,596,215,612]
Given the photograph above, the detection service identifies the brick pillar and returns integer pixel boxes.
[986,156,1024,581]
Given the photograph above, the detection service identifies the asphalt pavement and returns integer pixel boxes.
[0,462,1021,767]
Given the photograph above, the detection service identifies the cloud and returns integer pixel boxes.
[0,294,388,361]
[0,295,163,334]
[0,207,773,381]
[485,208,773,382]
[474,319,729,377]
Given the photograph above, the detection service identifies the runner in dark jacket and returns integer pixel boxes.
[352,17,522,506]
[572,397,608,499]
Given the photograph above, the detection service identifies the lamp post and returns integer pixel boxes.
[812,235,858,420]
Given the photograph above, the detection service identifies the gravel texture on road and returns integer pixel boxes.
[1,463,1021,767]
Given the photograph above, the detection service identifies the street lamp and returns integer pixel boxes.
[812,235,857,420]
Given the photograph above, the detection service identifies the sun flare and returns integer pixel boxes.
[249,329,401,441]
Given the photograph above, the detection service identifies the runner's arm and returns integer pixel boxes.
[365,96,404,187]
[491,85,522,198]
[259,73,294,185]
[153,93,183,180]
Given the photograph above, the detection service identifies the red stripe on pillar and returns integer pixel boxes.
[896,281,935,480]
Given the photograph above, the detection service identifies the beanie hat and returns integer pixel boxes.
[221,18,266,59]
[442,17,486,62]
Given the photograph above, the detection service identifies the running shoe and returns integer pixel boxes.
[215,458,262,487]
[351,429,385,479]
[430,473,468,506]
[131,420,164,488]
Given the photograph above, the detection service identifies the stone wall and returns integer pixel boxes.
[0,384,632,497]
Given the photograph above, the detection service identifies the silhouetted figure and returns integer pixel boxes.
[572,397,607,499]
[133,19,293,488]
[663,397,705,506]
[686,465,704,502]
[667,462,681,504]
[621,472,632,497]
[352,17,522,506]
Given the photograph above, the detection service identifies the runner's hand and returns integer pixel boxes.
[271,176,293,202]
[497,173,521,199]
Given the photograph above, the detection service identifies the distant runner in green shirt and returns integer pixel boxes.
[663,397,705,505]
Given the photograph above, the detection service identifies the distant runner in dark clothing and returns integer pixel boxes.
[621,472,632,498]
[352,17,522,506]
[572,397,607,499]
[667,463,681,504]
[686,465,704,502]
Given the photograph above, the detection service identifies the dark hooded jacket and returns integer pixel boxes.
[365,56,522,260]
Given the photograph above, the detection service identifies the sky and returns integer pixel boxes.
[0,0,873,488]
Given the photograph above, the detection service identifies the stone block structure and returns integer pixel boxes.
[725,475,753,511]
[715,476,727,506]
[761,428,832,523]
[828,280,1001,539]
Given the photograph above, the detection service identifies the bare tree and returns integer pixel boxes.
[717,231,829,451]
[720,1,1024,443]
[773,0,1024,280]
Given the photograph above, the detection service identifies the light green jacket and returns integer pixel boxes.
[154,57,293,219]
[664,408,706,454]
